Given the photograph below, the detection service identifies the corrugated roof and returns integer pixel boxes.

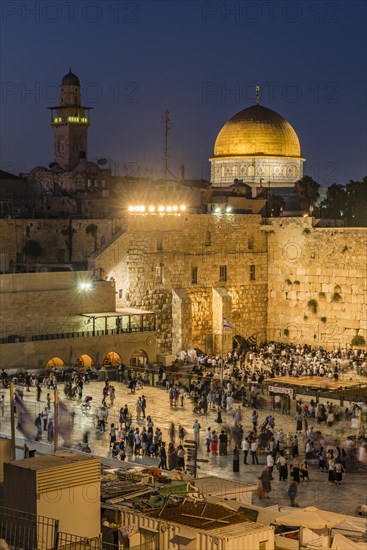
[8,451,98,471]
[147,500,257,531]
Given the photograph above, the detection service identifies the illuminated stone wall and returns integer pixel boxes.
[0,218,124,269]
[266,218,367,348]
[0,273,115,339]
[91,214,269,354]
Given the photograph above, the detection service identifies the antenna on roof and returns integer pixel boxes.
[162,109,171,179]
[256,85,260,105]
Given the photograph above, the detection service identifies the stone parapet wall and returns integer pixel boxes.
[0,275,115,339]
[0,218,124,268]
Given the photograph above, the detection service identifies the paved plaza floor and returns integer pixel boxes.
[0,380,366,517]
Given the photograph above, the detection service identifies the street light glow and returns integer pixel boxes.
[127,204,187,214]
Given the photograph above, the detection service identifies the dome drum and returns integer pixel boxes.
[210,157,303,187]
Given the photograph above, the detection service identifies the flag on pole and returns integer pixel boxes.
[223,317,234,329]
[15,395,37,440]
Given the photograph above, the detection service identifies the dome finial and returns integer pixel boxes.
[256,85,260,105]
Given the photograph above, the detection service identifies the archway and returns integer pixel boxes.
[103,351,122,367]
[46,357,65,369]
[76,354,94,370]
[130,349,148,367]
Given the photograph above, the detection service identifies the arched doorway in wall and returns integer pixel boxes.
[76,354,94,371]
[46,357,65,369]
[103,351,122,367]
[130,350,148,367]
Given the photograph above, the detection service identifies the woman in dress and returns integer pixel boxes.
[210,430,218,454]
[301,460,310,481]
[334,461,345,485]
[260,466,272,499]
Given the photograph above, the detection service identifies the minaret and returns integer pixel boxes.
[48,69,93,170]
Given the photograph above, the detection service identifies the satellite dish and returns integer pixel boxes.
[97,158,107,166]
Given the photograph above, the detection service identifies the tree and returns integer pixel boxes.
[344,178,367,226]
[270,195,285,217]
[86,223,98,252]
[294,176,320,213]
[319,183,346,221]
[23,240,43,259]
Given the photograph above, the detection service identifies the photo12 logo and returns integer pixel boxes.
[201,81,340,105]
[1,1,140,24]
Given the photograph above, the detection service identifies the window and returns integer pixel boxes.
[191,267,198,284]
[219,265,227,282]
[156,265,163,284]
[248,235,254,250]
[204,230,211,246]
[250,264,256,280]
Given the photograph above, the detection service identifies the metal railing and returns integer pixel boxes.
[0,507,120,550]
[0,326,155,345]
[0,506,58,550]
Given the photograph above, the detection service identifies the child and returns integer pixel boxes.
[109,423,116,448]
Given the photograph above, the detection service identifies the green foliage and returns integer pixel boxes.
[319,292,326,299]
[307,299,318,314]
[294,175,321,212]
[351,335,366,347]
[270,195,286,217]
[341,245,348,253]
[320,317,327,323]
[86,223,98,237]
[303,314,308,321]
[319,177,367,227]
[331,292,342,302]
[283,328,289,337]
[285,279,292,285]
[293,280,300,285]
[334,285,341,292]
[23,240,43,259]
[303,228,311,235]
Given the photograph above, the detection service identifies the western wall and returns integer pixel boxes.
[266,218,367,349]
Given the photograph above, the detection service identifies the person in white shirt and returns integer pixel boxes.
[266,452,274,478]
[242,437,250,464]
[250,440,259,464]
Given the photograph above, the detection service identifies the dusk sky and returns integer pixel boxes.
[1,0,366,185]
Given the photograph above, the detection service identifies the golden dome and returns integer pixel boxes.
[214,104,301,158]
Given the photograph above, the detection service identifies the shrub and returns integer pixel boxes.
[319,292,326,299]
[303,314,308,321]
[331,292,342,303]
[341,245,348,253]
[283,328,289,337]
[23,239,43,258]
[320,317,327,323]
[285,279,292,285]
[303,228,311,235]
[351,335,366,347]
[307,299,318,314]
[293,280,300,285]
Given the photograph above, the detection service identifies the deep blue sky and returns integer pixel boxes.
[1,0,366,185]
